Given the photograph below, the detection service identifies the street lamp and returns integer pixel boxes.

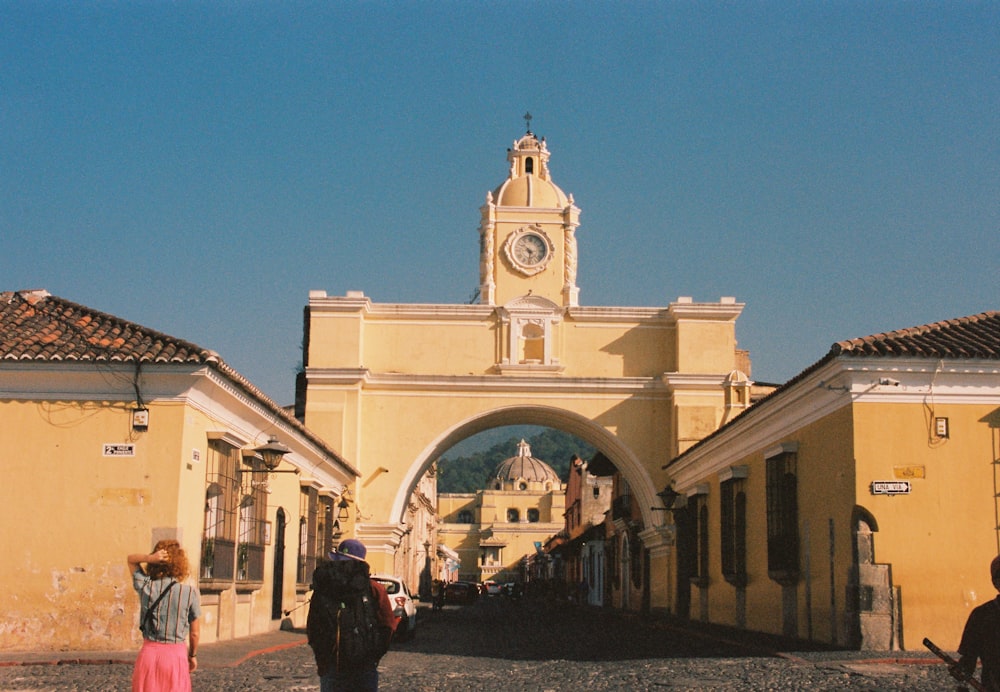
[653,484,682,512]
[253,436,292,471]
[337,496,351,521]
[247,436,298,490]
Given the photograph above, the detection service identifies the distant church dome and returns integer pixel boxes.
[493,439,562,486]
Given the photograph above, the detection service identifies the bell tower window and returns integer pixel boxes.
[525,157,534,174]
[497,294,564,372]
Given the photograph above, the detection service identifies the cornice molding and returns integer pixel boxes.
[305,368,669,396]
[566,306,673,323]
[662,373,728,391]
[668,298,744,322]
[307,296,746,325]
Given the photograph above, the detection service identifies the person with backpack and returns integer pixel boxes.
[954,556,1000,691]
[127,540,201,692]
[307,539,399,692]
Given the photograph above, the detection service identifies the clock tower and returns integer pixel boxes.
[478,124,581,307]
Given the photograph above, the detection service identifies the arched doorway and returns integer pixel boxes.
[271,508,286,620]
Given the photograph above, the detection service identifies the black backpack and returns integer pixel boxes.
[307,559,389,672]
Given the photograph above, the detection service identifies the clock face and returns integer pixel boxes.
[513,233,548,266]
[503,227,553,276]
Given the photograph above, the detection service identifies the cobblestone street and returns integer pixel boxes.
[0,597,963,691]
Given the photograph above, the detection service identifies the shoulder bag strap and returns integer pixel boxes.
[141,580,176,635]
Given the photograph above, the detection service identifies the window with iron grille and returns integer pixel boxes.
[692,493,709,586]
[608,534,619,588]
[236,457,267,583]
[720,476,747,587]
[316,496,333,563]
[630,529,643,589]
[766,449,799,583]
[202,439,239,582]
[298,486,318,585]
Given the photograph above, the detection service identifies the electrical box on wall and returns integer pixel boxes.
[934,417,949,438]
[132,408,149,430]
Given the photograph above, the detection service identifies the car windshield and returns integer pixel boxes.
[374,578,400,595]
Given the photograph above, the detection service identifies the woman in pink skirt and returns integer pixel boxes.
[128,540,201,692]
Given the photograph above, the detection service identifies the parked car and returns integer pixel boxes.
[371,574,416,641]
[482,580,502,596]
[502,582,523,598]
[444,580,479,605]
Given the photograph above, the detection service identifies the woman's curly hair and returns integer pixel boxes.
[146,539,190,580]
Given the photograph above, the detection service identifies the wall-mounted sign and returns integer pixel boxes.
[103,443,136,457]
[893,465,925,479]
[871,480,911,495]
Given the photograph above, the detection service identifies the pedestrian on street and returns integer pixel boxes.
[307,539,399,692]
[127,540,201,692]
[431,579,445,611]
[956,555,1000,692]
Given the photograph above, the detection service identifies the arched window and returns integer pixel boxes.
[506,508,520,523]
[525,157,534,174]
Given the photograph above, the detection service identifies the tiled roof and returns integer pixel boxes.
[0,289,357,476]
[1,289,214,364]
[829,311,1000,360]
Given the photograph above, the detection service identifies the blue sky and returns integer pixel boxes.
[3,2,997,405]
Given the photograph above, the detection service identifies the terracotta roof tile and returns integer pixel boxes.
[830,311,1000,360]
[0,289,358,476]
[1,289,209,364]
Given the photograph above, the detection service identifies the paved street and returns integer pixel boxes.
[0,596,964,691]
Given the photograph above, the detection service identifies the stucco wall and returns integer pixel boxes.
[1,399,188,651]
[852,400,1000,648]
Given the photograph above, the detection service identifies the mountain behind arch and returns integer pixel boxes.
[436,426,597,493]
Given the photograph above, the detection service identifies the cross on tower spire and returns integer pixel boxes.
[523,111,532,134]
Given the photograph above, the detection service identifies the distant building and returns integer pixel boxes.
[664,311,1000,650]
[547,454,614,605]
[393,463,439,600]
[438,440,566,584]
[0,290,357,652]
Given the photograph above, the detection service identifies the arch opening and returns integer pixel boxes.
[391,405,664,532]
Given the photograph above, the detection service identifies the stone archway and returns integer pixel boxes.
[299,131,748,614]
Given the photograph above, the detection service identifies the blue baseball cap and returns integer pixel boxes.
[330,539,367,561]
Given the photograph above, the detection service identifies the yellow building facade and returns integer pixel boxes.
[0,290,357,652]
[666,312,1000,650]
[299,127,752,612]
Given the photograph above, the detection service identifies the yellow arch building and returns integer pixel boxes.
[298,127,751,612]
